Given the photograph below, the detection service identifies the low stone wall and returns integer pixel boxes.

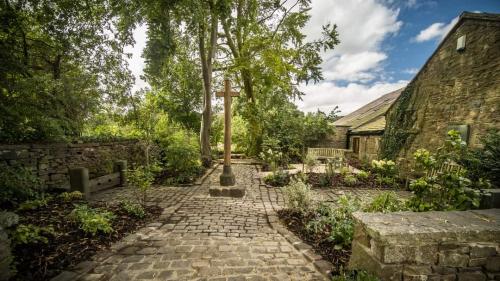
[349,209,500,281]
[0,141,152,190]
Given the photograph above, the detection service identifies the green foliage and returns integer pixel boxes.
[356,170,370,180]
[0,0,133,142]
[380,84,416,159]
[364,192,408,213]
[283,179,314,213]
[259,147,283,172]
[304,154,318,173]
[120,200,146,219]
[332,270,380,281]
[127,166,156,207]
[343,174,358,186]
[11,224,55,246]
[69,204,115,236]
[0,163,40,208]
[371,159,398,187]
[407,131,481,211]
[57,191,83,202]
[0,211,19,228]
[264,170,290,187]
[306,195,361,250]
[157,128,202,183]
[17,197,52,211]
[459,130,500,188]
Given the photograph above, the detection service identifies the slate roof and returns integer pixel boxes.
[333,88,403,133]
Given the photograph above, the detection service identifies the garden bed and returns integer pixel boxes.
[11,198,162,281]
[277,209,350,274]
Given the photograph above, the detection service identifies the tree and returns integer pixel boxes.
[0,0,133,142]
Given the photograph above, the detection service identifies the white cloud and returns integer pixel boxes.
[297,0,403,114]
[124,24,149,93]
[297,80,408,114]
[403,68,418,75]
[413,17,458,42]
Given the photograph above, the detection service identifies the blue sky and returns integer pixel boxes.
[125,0,499,115]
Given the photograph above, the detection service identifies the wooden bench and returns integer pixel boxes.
[426,162,464,177]
[307,148,347,168]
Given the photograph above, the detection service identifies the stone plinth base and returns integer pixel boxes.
[219,165,235,186]
[209,186,245,198]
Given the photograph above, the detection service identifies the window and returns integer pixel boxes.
[352,137,360,154]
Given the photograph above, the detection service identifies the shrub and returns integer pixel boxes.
[0,163,40,208]
[356,170,370,180]
[158,128,202,183]
[0,211,19,228]
[364,192,408,213]
[264,169,290,187]
[17,197,52,211]
[120,200,145,219]
[69,204,115,235]
[11,224,55,245]
[283,179,314,213]
[343,174,358,186]
[304,154,318,173]
[408,131,481,211]
[339,166,350,176]
[57,191,83,202]
[127,166,155,207]
[371,159,398,187]
[260,148,282,172]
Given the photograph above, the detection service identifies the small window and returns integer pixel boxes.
[352,137,360,154]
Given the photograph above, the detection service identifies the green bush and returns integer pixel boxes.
[364,192,408,213]
[0,164,40,208]
[332,270,380,281]
[69,204,115,236]
[304,154,318,173]
[371,159,398,187]
[343,174,358,186]
[264,169,290,187]
[127,166,155,207]
[356,170,370,180]
[120,200,146,219]
[283,179,314,213]
[158,128,202,183]
[57,191,84,202]
[11,224,55,246]
[17,197,52,211]
[408,130,481,211]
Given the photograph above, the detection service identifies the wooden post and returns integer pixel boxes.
[216,79,240,186]
[69,167,90,200]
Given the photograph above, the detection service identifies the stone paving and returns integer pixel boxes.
[53,163,412,281]
[53,164,327,281]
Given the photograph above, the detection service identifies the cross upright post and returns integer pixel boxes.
[216,79,240,186]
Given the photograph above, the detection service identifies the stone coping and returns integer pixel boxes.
[353,209,500,244]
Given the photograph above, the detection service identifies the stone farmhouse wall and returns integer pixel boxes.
[329,126,350,149]
[384,14,500,161]
[349,209,500,281]
[0,141,151,190]
[349,134,382,163]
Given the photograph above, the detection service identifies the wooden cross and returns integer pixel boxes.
[216,79,240,186]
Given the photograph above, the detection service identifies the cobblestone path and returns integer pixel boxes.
[53,164,327,281]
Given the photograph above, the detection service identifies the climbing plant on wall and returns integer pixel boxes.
[380,84,417,160]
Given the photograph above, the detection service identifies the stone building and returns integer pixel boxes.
[381,12,500,162]
[331,89,403,161]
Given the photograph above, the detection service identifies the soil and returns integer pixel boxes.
[277,209,350,275]
[306,172,398,189]
[11,198,162,281]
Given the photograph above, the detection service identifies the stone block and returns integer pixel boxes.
[485,256,500,272]
[349,241,403,281]
[209,187,245,198]
[457,272,486,281]
[469,258,487,267]
[439,251,470,267]
[404,265,433,276]
[432,266,457,275]
[470,244,497,258]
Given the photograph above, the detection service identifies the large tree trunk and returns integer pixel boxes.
[199,10,218,168]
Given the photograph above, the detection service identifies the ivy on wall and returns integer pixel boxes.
[380,84,417,160]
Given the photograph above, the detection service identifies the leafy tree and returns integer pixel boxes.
[0,0,133,142]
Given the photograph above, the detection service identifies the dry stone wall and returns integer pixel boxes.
[0,141,151,190]
[349,209,500,281]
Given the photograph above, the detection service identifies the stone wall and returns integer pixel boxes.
[383,14,500,161]
[349,134,382,162]
[329,126,350,149]
[349,209,500,281]
[0,141,151,190]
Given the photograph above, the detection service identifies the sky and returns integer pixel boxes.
[125,0,499,115]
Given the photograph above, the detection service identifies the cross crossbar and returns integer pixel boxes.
[216,91,240,97]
